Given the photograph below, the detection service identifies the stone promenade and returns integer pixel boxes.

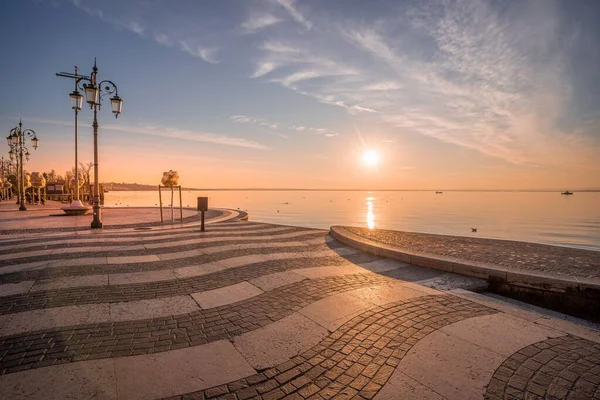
[0,206,599,399]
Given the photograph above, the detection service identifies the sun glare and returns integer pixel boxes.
[363,150,380,167]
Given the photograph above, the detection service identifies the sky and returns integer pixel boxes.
[0,0,599,190]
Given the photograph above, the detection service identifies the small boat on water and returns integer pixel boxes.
[435,191,443,194]
[561,191,573,195]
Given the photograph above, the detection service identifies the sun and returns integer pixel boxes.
[362,150,380,167]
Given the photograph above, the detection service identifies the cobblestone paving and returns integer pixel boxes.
[346,227,600,278]
[485,336,600,400]
[0,273,391,375]
[163,295,496,400]
[0,226,311,256]
[2,217,599,400]
[0,211,206,235]
[0,231,326,267]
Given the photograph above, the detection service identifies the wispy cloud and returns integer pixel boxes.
[241,13,283,33]
[289,125,339,137]
[249,0,598,168]
[251,62,278,78]
[230,115,288,139]
[104,124,268,149]
[275,0,312,30]
[231,115,339,138]
[16,116,269,150]
[179,41,219,64]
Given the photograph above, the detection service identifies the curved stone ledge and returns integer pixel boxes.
[330,226,600,321]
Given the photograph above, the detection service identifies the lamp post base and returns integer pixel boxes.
[19,205,27,211]
[61,200,91,215]
[91,220,103,229]
[91,205,103,229]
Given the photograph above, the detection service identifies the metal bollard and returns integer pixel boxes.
[197,197,208,232]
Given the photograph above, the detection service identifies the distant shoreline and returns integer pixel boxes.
[106,188,600,193]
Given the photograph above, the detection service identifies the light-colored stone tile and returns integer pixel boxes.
[201,241,306,255]
[50,246,105,255]
[448,289,547,322]
[302,236,328,245]
[156,249,202,260]
[375,371,447,400]
[114,340,255,400]
[109,269,177,285]
[299,291,374,331]
[249,271,306,291]
[0,281,34,297]
[0,358,117,400]
[109,296,200,322]
[398,281,441,296]
[348,282,430,306]
[398,330,505,400]
[217,254,269,269]
[31,274,108,292]
[47,257,108,267]
[191,281,264,309]
[440,313,563,356]
[106,254,160,264]
[358,259,408,273]
[534,315,600,343]
[0,260,50,275]
[234,313,328,369]
[293,265,367,279]
[0,249,54,261]
[172,262,229,279]
[0,304,110,336]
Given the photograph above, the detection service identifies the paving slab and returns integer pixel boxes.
[398,330,506,400]
[233,313,328,369]
[0,281,34,297]
[357,258,408,273]
[298,291,374,331]
[30,274,108,292]
[172,262,229,279]
[106,254,161,264]
[0,260,50,275]
[191,281,264,309]
[109,269,177,285]
[0,358,117,400]
[293,264,368,279]
[0,304,110,336]
[109,296,200,322]
[439,313,563,356]
[248,270,306,291]
[348,281,431,306]
[375,370,447,400]
[114,340,255,400]
[449,289,542,321]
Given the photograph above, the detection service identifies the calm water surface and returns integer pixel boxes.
[105,190,600,251]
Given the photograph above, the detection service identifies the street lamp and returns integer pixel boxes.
[56,58,122,228]
[57,66,89,213]
[6,120,40,211]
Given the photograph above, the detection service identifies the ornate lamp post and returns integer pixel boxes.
[6,120,40,211]
[57,58,122,228]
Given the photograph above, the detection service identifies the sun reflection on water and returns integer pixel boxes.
[366,197,375,229]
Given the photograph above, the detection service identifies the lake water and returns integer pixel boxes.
[105,190,600,251]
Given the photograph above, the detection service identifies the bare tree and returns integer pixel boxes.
[79,162,93,196]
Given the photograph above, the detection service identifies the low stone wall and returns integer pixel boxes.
[330,225,600,321]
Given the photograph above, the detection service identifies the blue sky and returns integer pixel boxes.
[0,0,599,189]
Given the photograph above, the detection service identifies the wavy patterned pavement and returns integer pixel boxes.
[0,216,599,400]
